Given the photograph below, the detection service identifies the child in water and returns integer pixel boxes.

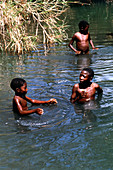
[10,78,57,115]
[69,20,98,54]
[70,68,103,103]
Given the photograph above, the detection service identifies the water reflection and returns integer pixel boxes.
[72,92,102,122]
[75,54,92,70]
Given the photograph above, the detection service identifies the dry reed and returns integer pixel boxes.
[0,0,68,54]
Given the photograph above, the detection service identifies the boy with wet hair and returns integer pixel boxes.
[70,68,103,103]
[69,20,98,54]
[10,78,57,115]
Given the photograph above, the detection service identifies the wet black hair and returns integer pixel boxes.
[82,68,94,78]
[10,78,26,91]
[78,20,89,29]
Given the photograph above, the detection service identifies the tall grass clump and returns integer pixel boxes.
[0,0,68,54]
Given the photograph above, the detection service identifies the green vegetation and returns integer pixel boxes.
[0,0,68,54]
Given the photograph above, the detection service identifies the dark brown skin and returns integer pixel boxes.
[70,70,103,103]
[69,25,98,54]
[13,82,57,115]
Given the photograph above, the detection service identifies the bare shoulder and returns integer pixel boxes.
[13,95,22,103]
[13,95,20,101]
[72,32,79,38]
[75,32,81,37]
[91,82,100,88]
[74,83,79,87]
[75,32,80,35]
[92,82,103,93]
[73,83,79,90]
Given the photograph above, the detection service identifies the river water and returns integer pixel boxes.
[0,2,113,169]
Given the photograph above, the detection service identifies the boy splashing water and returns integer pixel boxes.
[70,68,103,103]
[10,78,57,116]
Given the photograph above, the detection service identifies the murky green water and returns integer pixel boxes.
[0,2,113,169]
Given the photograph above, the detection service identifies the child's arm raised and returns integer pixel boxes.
[26,96,57,104]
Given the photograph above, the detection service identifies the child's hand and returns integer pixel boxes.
[75,50,81,54]
[93,47,98,50]
[36,108,44,115]
[49,98,58,104]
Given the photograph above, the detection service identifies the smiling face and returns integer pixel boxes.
[79,70,91,84]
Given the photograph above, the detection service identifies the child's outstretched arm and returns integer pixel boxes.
[26,96,57,104]
[14,97,43,115]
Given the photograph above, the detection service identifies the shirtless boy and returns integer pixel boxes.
[69,20,97,54]
[10,78,57,115]
[70,68,103,103]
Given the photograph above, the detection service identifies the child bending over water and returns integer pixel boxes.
[70,68,103,103]
[69,20,98,54]
[10,78,57,115]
